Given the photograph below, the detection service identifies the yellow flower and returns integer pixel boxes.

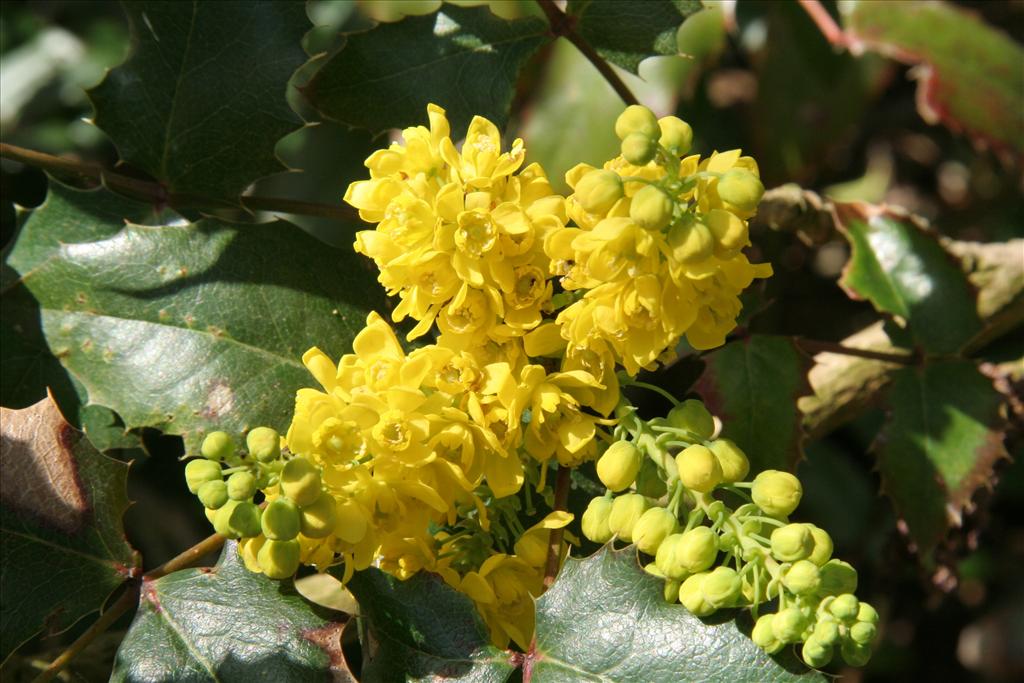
[459,553,544,649]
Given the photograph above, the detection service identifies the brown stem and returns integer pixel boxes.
[535,0,639,106]
[0,143,359,222]
[795,338,917,365]
[144,532,226,581]
[543,465,572,588]
[797,0,848,47]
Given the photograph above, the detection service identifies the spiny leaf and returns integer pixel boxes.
[89,0,309,199]
[0,392,138,664]
[303,5,551,136]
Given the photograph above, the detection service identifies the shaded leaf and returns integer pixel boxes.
[303,5,550,136]
[89,1,309,199]
[696,335,811,473]
[111,542,353,682]
[566,0,701,73]
[3,182,386,453]
[343,567,514,683]
[0,393,138,664]
[835,203,982,354]
[841,0,1024,157]
[528,545,822,682]
[874,360,1010,558]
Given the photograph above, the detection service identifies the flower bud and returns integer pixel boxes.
[280,457,322,506]
[198,480,229,510]
[213,500,243,538]
[770,523,813,562]
[634,457,667,498]
[752,614,784,654]
[575,169,624,214]
[608,493,650,541]
[840,640,872,667]
[782,559,821,595]
[659,526,718,576]
[829,593,860,622]
[633,507,679,555]
[201,431,235,462]
[801,635,833,669]
[678,573,715,616]
[807,525,834,566]
[225,501,262,538]
[704,209,749,257]
[246,426,280,462]
[621,132,657,165]
[629,185,673,230]
[772,607,808,643]
[658,116,693,156]
[663,579,681,603]
[239,536,265,573]
[257,539,301,579]
[614,104,659,141]
[706,439,749,483]
[819,559,858,596]
[676,445,723,493]
[261,497,301,541]
[597,441,643,492]
[226,471,257,501]
[654,534,687,580]
[751,470,802,517]
[857,602,879,625]
[204,506,219,526]
[813,617,840,645]
[300,492,337,539]
[581,496,615,543]
[667,219,714,264]
[185,459,223,494]
[716,169,764,214]
[702,566,741,607]
[850,621,877,645]
[666,399,715,440]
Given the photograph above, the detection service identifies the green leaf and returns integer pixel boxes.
[343,567,514,682]
[0,394,138,664]
[529,545,822,682]
[303,5,550,136]
[695,335,811,473]
[111,542,353,682]
[88,1,309,199]
[836,203,982,354]
[3,182,386,453]
[874,360,1009,558]
[841,0,1024,156]
[566,0,702,73]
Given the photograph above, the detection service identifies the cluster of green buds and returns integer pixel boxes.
[184,428,335,579]
[581,397,879,669]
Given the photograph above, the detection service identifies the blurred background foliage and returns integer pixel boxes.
[1,1,1021,681]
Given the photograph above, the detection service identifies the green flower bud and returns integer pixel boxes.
[678,573,715,616]
[702,566,741,607]
[280,457,322,506]
[705,500,727,523]
[667,219,714,264]
[850,621,877,645]
[257,539,300,579]
[752,614,784,654]
[213,500,243,538]
[654,534,689,581]
[770,523,814,562]
[261,497,301,541]
[633,506,679,555]
[185,459,223,494]
[819,559,858,596]
[667,526,719,575]
[581,496,615,543]
[666,399,715,440]
[657,116,693,156]
[664,579,681,603]
[801,635,833,669]
[717,169,764,214]
[813,617,840,645]
[629,185,674,230]
[300,492,337,539]
[676,444,723,493]
[807,525,834,566]
[706,439,749,483]
[840,639,872,667]
[857,602,879,625]
[614,104,659,141]
[782,560,822,595]
[772,607,808,643]
[597,441,643,492]
[608,493,650,542]
[198,480,229,510]
[621,132,657,166]
[829,593,860,622]
[204,506,219,525]
[634,457,667,498]
[226,471,257,501]
[751,470,802,517]
[201,431,235,462]
[222,500,262,538]
[246,426,280,463]
[575,169,624,214]
[704,208,749,257]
